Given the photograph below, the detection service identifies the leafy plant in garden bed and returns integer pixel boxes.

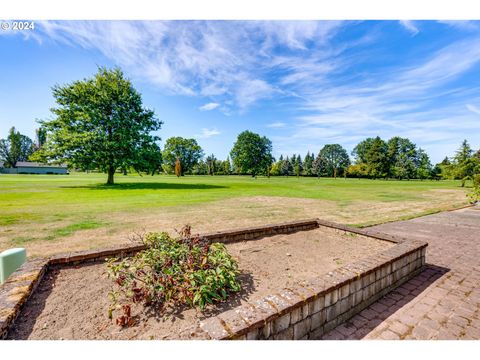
[106,226,241,326]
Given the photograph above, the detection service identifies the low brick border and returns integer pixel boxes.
[0,219,318,339]
[47,219,320,266]
[199,237,426,340]
[0,218,426,340]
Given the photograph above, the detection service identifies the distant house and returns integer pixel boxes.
[0,161,68,175]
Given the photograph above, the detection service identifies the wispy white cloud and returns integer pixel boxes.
[199,102,220,111]
[466,104,480,115]
[234,78,275,109]
[437,21,479,31]
[30,21,337,111]
[15,20,480,162]
[266,122,286,128]
[31,20,347,111]
[399,20,419,36]
[197,128,221,138]
[258,21,344,51]
[286,36,480,161]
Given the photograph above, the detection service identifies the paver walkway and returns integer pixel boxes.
[320,206,480,340]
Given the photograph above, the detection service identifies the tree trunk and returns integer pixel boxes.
[333,168,337,179]
[107,166,115,185]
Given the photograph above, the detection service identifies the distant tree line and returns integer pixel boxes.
[2,123,479,183]
[436,140,480,186]
[270,144,351,178]
[349,136,435,180]
[0,126,44,167]
[1,67,478,185]
[269,137,480,182]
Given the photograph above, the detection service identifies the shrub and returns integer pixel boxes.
[467,174,480,203]
[174,157,182,177]
[106,226,241,326]
[346,163,370,178]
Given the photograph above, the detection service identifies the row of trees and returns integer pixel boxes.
[269,138,480,182]
[160,131,273,178]
[348,136,435,180]
[437,140,480,186]
[270,144,351,178]
[1,67,478,185]
[0,127,46,168]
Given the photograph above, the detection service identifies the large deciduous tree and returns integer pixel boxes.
[318,144,350,178]
[35,67,162,184]
[416,148,433,180]
[162,137,204,176]
[133,144,163,176]
[387,137,418,180]
[352,137,376,164]
[230,130,273,177]
[0,127,35,167]
[352,136,389,179]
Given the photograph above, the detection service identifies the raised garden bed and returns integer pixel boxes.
[0,219,427,340]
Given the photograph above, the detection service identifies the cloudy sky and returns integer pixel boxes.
[1,20,480,163]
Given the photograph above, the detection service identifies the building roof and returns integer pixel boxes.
[15,161,67,168]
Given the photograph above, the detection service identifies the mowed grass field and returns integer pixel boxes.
[0,173,469,257]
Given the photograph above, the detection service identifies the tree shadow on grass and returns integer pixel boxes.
[61,182,228,190]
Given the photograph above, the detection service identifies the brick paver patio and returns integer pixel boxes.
[320,206,480,340]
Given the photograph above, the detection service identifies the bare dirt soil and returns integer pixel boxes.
[8,227,392,339]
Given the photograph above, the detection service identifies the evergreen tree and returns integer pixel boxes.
[294,154,303,177]
[206,154,216,175]
[312,153,325,178]
[35,127,47,150]
[454,139,473,164]
[224,157,232,175]
[364,136,389,179]
[387,137,418,180]
[281,156,292,176]
[453,140,478,186]
[416,148,433,180]
[303,151,313,176]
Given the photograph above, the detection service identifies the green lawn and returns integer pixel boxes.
[0,173,469,257]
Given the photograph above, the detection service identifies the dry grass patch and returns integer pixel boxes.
[10,187,467,258]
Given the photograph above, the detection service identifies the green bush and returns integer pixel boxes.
[467,174,480,203]
[106,226,241,326]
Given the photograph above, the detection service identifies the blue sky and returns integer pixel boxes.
[1,20,480,163]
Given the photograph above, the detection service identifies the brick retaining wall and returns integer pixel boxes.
[199,238,426,339]
[0,218,427,340]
